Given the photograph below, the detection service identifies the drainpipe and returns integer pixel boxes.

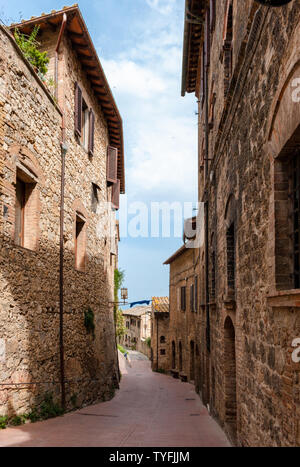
[56,13,67,411]
[204,18,210,354]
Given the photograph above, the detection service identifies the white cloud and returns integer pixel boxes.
[145,0,176,15]
[98,0,197,204]
[101,59,166,99]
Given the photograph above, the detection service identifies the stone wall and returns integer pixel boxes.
[0,24,119,416]
[167,248,198,381]
[151,312,170,372]
[194,0,300,447]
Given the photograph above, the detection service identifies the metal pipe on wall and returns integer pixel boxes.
[56,13,68,411]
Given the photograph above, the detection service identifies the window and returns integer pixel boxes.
[75,82,95,155]
[14,168,38,250]
[15,178,25,246]
[195,276,198,312]
[75,213,86,272]
[190,284,195,312]
[223,1,233,96]
[181,286,186,311]
[275,146,300,290]
[91,183,100,214]
[210,0,216,33]
[160,349,166,356]
[160,336,166,344]
[107,146,118,185]
[226,223,235,292]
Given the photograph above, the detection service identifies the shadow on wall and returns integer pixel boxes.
[0,231,118,418]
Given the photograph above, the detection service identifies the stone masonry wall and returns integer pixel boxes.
[0,24,119,416]
[195,0,300,447]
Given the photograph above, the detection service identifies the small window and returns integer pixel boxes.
[15,178,26,246]
[160,349,166,356]
[190,284,195,312]
[14,169,37,250]
[91,183,100,214]
[160,336,166,344]
[75,213,86,272]
[181,286,186,311]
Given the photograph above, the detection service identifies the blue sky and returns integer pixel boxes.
[0,0,198,304]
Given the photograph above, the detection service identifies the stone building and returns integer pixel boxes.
[164,244,199,382]
[0,5,125,416]
[179,0,300,446]
[151,297,170,372]
[120,305,151,357]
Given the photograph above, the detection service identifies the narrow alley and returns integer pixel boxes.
[0,352,230,447]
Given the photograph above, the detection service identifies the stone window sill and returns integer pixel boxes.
[267,289,300,308]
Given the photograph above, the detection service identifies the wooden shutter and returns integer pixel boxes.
[210,0,216,32]
[112,179,120,210]
[200,47,205,105]
[107,146,118,185]
[88,109,95,156]
[75,82,82,137]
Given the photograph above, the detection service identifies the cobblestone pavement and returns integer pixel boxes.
[0,352,230,447]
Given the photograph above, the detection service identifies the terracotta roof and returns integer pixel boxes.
[163,245,188,265]
[181,0,206,97]
[10,5,125,193]
[152,297,169,314]
[122,306,151,318]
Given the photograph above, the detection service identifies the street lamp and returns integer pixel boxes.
[121,288,128,304]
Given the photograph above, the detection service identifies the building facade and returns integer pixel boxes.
[0,6,125,416]
[120,305,152,357]
[179,0,300,446]
[164,245,199,382]
[151,297,170,372]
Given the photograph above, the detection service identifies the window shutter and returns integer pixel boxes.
[112,179,120,210]
[210,0,216,32]
[75,82,82,137]
[107,146,118,185]
[88,109,95,156]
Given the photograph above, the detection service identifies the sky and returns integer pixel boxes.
[0,0,198,305]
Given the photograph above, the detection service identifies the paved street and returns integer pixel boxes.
[0,352,230,447]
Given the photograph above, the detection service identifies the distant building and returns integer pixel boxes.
[151,297,170,372]
[120,306,152,357]
[164,244,198,383]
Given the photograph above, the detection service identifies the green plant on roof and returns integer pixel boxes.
[14,25,49,75]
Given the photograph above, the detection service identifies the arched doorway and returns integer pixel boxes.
[190,340,195,381]
[172,341,176,369]
[179,341,183,372]
[224,316,237,440]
